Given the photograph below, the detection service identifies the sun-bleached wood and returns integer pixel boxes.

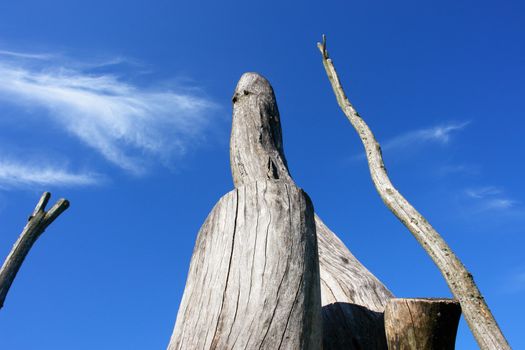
[384,298,461,350]
[230,73,293,187]
[316,215,391,311]
[168,181,321,349]
[317,215,391,349]
[230,72,393,349]
[0,192,69,309]
[317,35,510,350]
[169,72,394,349]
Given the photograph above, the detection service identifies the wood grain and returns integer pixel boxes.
[317,215,391,349]
[168,72,393,349]
[231,72,393,349]
[168,181,321,349]
[384,298,461,350]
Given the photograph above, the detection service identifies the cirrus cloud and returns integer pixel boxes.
[0,50,218,176]
[0,158,104,189]
[381,121,471,152]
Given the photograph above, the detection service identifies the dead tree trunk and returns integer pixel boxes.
[384,298,461,350]
[168,72,393,349]
[168,181,321,349]
[231,72,392,350]
[0,192,69,309]
[317,35,510,350]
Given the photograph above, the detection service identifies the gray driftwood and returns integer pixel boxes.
[231,72,393,349]
[384,298,461,350]
[169,72,393,349]
[168,181,322,349]
[317,216,391,349]
[317,35,510,350]
[0,192,69,309]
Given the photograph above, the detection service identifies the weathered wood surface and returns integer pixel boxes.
[317,215,391,349]
[168,72,394,349]
[231,72,392,349]
[318,35,509,350]
[168,181,321,349]
[384,298,461,350]
[0,192,69,309]
[230,73,293,187]
[316,216,391,311]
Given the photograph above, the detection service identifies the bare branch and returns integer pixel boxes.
[317,36,510,350]
[43,198,70,229]
[31,191,51,218]
[0,192,69,309]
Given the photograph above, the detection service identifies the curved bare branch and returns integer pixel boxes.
[0,192,69,309]
[317,35,510,350]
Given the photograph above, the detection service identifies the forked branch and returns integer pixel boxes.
[0,192,69,309]
[317,35,510,350]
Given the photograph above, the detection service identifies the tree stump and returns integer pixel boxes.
[168,181,321,349]
[167,72,393,349]
[230,72,393,349]
[384,298,461,350]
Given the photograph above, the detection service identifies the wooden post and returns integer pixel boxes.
[168,73,322,349]
[384,298,461,350]
[168,72,393,349]
[167,181,322,349]
[231,72,394,349]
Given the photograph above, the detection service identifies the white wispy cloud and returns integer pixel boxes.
[464,186,520,212]
[0,160,103,188]
[381,121,470,152]
[502,270,525,294]
[0,50,218,174]
[484,199,518,210]
[347,121,470,162]
[512,272,525,292]
[0,49,54,60]
[465,186,502,199]
[438,164,480,176]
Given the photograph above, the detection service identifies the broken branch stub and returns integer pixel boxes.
[317,35,510,350]
[0,192,69,309]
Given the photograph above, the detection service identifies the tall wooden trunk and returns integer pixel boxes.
[167,72,393,349]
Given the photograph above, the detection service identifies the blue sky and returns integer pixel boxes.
[0,0,523,348]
